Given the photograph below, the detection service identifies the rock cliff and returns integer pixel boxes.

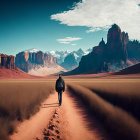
[0,54,15,69]
[64,24,130,75]
[107,24,128,63]
[127,40,140,62]
[15,51,57,72]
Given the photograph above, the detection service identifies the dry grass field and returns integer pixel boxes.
[0,80,55,140]
[76,81,140,121]
[0,77,140,140]
[67,79,140,140]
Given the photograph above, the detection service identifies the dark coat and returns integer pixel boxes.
[55,77,65,92]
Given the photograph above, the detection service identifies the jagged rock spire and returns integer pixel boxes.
[99,38,106,47]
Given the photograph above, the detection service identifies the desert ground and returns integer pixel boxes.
[0,75,140,140]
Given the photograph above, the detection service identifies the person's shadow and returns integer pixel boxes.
[42,103,59,108]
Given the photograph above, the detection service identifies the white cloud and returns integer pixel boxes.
[59,41,70,44]
[51,0,140,39]
[71,44,77,46]
[86,25,111,33]
[57,37,82,44]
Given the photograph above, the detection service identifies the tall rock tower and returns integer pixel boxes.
[107,24,128,63]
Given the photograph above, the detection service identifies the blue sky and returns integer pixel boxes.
[0,0,139,56]
[0,0,107,55]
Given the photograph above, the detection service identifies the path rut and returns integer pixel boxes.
[10,90,107,140]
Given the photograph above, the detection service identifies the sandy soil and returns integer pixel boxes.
[64,73,140,79]
[1,67,139,80]
[10,91,105,140]
[0,68,40,79]
[28,64,66,76]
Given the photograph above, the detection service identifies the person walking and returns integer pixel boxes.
[55,74,65,106]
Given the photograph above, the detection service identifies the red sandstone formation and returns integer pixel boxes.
[64,24,131,75]
[107,24,128,62]
[15,51,57,72]
[0,54,15,69]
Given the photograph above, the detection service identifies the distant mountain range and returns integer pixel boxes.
[47,48,92,70]
[64,24,140,75]
[14,48,91,75]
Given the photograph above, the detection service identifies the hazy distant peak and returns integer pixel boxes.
[77,48,84,53]
[73,53,79,59]
[64,50,71,53]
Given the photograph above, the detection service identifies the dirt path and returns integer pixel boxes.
[10,90,105,140]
